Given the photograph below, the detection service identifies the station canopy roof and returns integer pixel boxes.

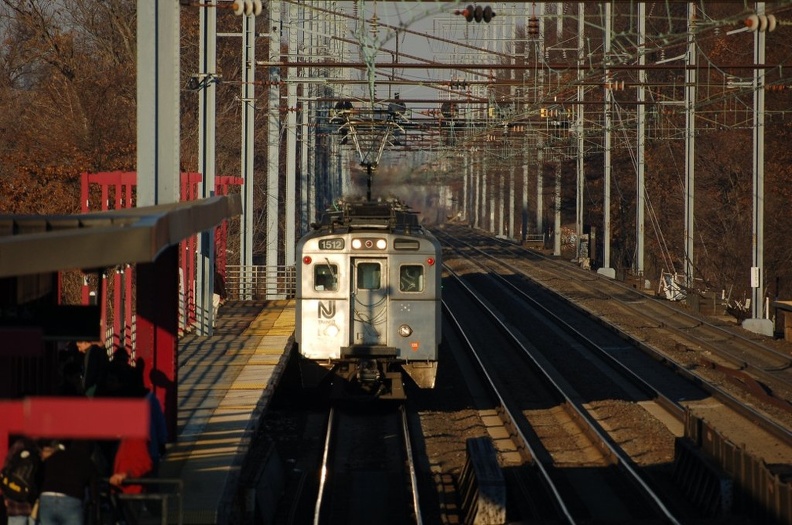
[0,196,241,278]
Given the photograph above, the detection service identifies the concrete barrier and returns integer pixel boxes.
[459,436,506,524]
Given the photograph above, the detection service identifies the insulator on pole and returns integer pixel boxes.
[483,6,495,23]
[767,14,777,32]
[231,0,259,16]
[454,5,474,22]
[746,14,759,31]
[528,16,540,36]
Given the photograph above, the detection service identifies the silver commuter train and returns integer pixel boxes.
[295,198,441,398]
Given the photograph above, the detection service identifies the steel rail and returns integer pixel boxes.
[442,237,686,422]
[400,404,423,525]
[312,407,335,525]
[474,234,792,373]
[441,295,578,524]
[489,235,792,376]
[444,259,683,525]
[467,232,792,444]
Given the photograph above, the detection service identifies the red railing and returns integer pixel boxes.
[76,172,241,353]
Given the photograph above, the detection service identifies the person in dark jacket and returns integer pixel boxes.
[1,437,39,525]
[37,440,99,525]
[75,341,109,397]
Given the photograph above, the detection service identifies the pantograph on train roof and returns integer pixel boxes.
[315,198,425,235]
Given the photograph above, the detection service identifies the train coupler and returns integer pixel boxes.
[377,372,405,400]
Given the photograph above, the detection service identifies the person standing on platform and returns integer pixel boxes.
[109,437,152,525]
[55,360,84,397]
[1,436,41,525]
[37,440,98,525]
[76,341,109,397]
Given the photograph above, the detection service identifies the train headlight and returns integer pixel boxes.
[351,238,386,250]
[398,324,413,337]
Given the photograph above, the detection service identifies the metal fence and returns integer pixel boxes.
[225,265,297,300]
[101,477,183,525]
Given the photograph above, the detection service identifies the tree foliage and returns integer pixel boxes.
[2,1,792,303]
[0,0,136,213]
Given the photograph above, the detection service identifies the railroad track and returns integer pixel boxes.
[434,226,792,522]
[437,227,792,442]
[254,367,423,525]
[483,232,792,403]
[254,226,792,524]
[312,403,422,525]
[442,265,687,523]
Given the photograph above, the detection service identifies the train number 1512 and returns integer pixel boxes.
[318,238,344,250]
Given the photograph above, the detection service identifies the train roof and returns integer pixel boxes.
[314,199,426,234]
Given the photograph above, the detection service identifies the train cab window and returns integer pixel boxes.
[356,262,381,290]
[314,264,338,291]
[399,265,424,292]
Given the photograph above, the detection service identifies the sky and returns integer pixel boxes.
[329,1,530,107]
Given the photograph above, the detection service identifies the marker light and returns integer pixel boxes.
[303,256,312,264]
[426,257,435,266]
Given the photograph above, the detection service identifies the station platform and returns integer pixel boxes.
[157,299,295,524]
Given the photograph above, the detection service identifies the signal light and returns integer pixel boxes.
[455,4,495,23]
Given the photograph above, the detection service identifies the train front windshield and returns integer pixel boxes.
[356,262,381,289]
[314,264,338,291]
[399,265,424,292]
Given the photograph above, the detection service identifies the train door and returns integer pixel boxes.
[351,258,387,346]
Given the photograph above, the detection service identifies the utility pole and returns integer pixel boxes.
[576,2,585,264]
[137,0,179,206]
[285,2,298,268]
[240,5,257,298]
[266,0,282,297]
[684,2,697,290]
[744,1,774,336]
[636,3,646,284]
[197,0,218,335]
[599,2,616,279]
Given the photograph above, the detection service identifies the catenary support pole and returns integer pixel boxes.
[197,0,217,335]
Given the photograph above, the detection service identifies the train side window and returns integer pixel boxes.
[356,262,381,290]
[399,265,424,292]
[314,264,338,291]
